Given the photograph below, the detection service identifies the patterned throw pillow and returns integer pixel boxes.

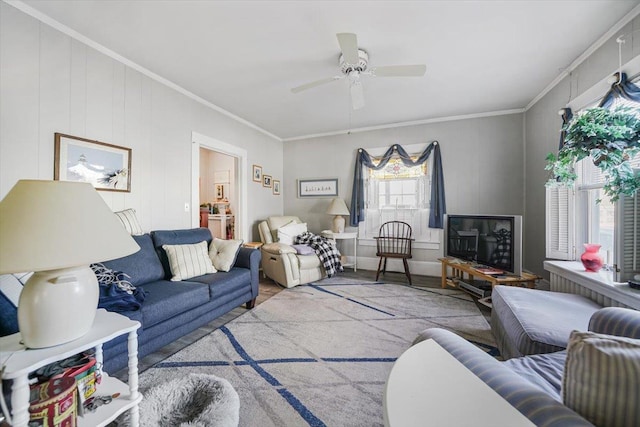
[114,208,143,235]
[163,241,216,281]
[563,330,640,427]
[209,238,243,272]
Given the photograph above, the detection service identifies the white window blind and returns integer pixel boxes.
[617,192,639,282]
[546,185,575,260]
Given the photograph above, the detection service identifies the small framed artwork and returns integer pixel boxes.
[215,183,225,200]
[298,178,338,198]
[54,132,131,192]
[273,180,280,195]
[252,164,262,182]
[263,174,272,188]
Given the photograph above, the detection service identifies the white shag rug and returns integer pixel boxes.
[139,373,239,427]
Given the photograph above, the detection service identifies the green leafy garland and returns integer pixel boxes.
[546,106,640,202]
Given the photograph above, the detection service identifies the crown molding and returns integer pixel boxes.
[282,109,525,141]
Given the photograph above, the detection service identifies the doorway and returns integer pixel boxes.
[200,148,236,238]
[191,132,248,242]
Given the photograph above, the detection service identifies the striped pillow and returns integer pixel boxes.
[115,208,143,235]
[563,330,640,427]
[162,241,216,281]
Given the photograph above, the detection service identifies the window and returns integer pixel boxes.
[360,155,439,244]
[546,95,640,282]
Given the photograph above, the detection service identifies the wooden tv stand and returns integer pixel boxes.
[439,257,540,289]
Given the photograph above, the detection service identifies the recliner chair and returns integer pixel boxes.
[258,216,325,287]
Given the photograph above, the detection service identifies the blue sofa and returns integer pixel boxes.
[414,306,640,426]
[99,227,261,373]
[0,227,261,374]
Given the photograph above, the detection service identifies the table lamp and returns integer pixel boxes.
[326,198,350,234]
[0,180,140,348]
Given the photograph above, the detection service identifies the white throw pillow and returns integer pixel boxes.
[114,208,143,235]
[163,241,216,281]
[209,238,243,272]
[277,222,308,245]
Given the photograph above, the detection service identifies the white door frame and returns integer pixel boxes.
[191,131,249,242]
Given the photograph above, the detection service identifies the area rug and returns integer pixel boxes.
[135,281,496,427]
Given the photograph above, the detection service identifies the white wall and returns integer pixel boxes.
[284,113,525,272]
[524,16,640,278]
[0,2,283,241]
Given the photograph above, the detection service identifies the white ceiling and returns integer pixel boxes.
[17,0,640,140]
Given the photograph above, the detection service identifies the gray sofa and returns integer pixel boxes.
[0,227,261,374]
[415,287,640,427]
[100,227,260,373]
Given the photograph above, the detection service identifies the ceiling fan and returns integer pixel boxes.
[291,33,426,110]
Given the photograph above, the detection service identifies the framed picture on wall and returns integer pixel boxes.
[298,178,338,197]
[215,183,225,200]
[252,164,262,182]
[263,174,272,188]
[54,133,131,192]
[273,180,280,195]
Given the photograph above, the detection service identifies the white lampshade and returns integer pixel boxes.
[326,198,350,216]
[0,180,140,347]
[326,198,350,234]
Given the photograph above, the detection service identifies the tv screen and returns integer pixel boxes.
[445,214,522,275]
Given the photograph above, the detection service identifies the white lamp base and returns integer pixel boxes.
[332,215,346,234]
[18,265,99,348]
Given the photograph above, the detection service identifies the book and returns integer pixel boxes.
[475,267,504,275]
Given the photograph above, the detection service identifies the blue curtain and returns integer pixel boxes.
[599,72,640,108]
[558,107,573,149]
[349,142,446,229]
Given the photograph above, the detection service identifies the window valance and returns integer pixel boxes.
[349,142,446,229]
[598,72,640,108]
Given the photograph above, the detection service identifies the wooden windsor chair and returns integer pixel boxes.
[374,221,414,285]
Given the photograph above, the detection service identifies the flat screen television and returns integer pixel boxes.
[445,214,522,276]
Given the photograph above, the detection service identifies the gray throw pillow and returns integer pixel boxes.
[562,330,640,427]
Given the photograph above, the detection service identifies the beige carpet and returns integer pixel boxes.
[132,280,497,426]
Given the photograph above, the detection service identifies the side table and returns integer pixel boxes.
[243,242,263,250]
[0,309,142,427]
[322,231,358,271]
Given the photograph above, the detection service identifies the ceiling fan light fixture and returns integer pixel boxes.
[290,32,427,111]
[340,49,369,74]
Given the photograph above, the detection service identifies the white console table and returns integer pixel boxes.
[0,309,142,427]
[384,339,534,427]
[208,214,234,239]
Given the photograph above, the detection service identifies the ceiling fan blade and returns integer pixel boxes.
[336,33,359,65]
[372,64,427,77]
[291,76,342,93]
[350,81,365,110]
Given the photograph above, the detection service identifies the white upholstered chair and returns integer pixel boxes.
[258,216,325,288]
